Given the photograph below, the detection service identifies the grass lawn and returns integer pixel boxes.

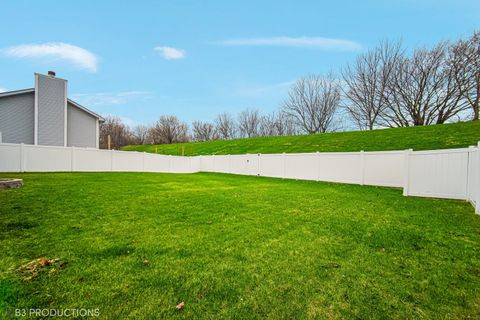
[122,121,480,156]
[1,172,480,319]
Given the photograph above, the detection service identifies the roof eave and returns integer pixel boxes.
[0,88,35,98]
[67,99,105,122]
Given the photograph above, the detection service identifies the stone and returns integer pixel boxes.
[0,178,23,189]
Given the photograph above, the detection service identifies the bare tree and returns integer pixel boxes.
[259,113,277,137]
[274,111,299,136]
[283,74,341,134]
[132,124,150,145]
[450,31,480,120]
[258,111,299,137]
[343,41,403,130]
[192,121,217,142]
[214,112,236,140]
[436,44,471,124]
[150,115,189,144]
[99,116,134,149]
[237,109,261,138]
[382,43,469,126]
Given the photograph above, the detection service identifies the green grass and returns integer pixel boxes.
[1,172,480,319]
[122,121,480,156]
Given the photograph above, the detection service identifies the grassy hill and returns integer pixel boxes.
[122,121,480,156]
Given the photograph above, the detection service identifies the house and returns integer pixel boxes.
[0,71,104,148]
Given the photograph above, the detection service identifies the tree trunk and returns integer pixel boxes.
[474,97,479,121]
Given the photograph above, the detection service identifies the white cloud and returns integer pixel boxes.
[72,91,151,107]
[2,42,98,72]
[217,36,361,51]
[154,46,186,60]
[0,87,7,93]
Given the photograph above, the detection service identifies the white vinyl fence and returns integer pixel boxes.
[1,142,479,214]
[0,143,200,174]
[199,150,406,187]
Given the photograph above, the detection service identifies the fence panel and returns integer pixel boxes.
[213,155,230,173]
[259,154,284,178]
[74,148,111,171]
[317,153,362,184]
[229,154,257,176]
[285,153,318,181]
[407,149,469,199]
[112,151,144,172]
[24,145,71,172]
[189,156,202,173]
[0,143,21,172]
[200,155,215,172]
[169,156,193,173]
[364,151,405,187]
[144,153,169,172]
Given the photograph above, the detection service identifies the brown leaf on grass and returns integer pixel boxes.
[16,257,64,280]
[176,302,185,310]
[23,272,38,281]
[37,257,50,266]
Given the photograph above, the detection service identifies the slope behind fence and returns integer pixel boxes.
[1,142,479,213]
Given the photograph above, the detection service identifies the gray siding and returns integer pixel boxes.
[36,74,66,146]
[67,102,97,148]
[0,92,34,144]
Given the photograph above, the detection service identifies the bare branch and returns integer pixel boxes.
[237,109,261,138]
[99,116,135,149]
[282,73,341,134]
[192,121,218,142]
[342,40,403,130]
[214,113,237,140]
[149,115,189,144]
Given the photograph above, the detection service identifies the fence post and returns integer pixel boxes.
[360,150,365,185]
[467,146,476,199]
[316,151,320,181]
[228,154,232,173]
[283,152,286,179]
[403,149,413,196]
[20,143,25,173]
[257,154,261,176]
[143,152,146,172]
[71,147,76,172]
[110,149,114,172]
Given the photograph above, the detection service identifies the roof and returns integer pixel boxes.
[0,88,104,122]
[0,88,35,98]
[67,99,105,122]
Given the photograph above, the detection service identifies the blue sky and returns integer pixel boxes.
[0,0,478,127]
